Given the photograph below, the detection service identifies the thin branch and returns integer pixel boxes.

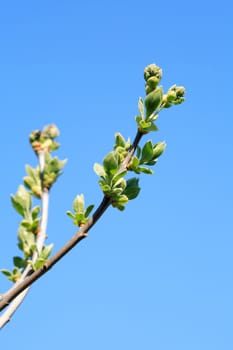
[0,150,49,328]
[0,196,111,316]
[0,130,143,327]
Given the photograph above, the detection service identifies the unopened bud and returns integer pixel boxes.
[29,130,41,144]
[144,64,162,83]
[43,124,60,139]
[167,85,185,105]
[153,142,166,158]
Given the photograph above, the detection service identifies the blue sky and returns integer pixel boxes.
[0,0,232,348]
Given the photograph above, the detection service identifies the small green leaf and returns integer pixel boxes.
[111,170,127,186]
[1,269,12,277]
[140,140,154,164]
[123,178,140,200]
[40,244,54,260]
[93,163,106,177]
[141,122,158,133]
[85,204,95,217]
[11,185,32,218]
[135,115,142,124]
[145,86,163,117]
[138,167,154,175]
[13,256,27,269]
[131,156,140,168]
[139,120,151,129]
[103,151,121,175]
[112,194,129,210]
[138,97,145,118]
[66,211,76,219]
[114,132,126,148]
[136,146,141,159]
[31,206,40,220]
[99,183,111,193]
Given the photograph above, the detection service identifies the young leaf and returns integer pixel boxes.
[140,140,154,164]
[66,211,76,219]
[1,269,12,277]
[11,185,32,218]
[111,170,127,186]
[103,151,121,175]
[141,122,158,133]
[93,163,106,177]
[13,256,27,269]
[135,115,142,124]
[84,204,95,218]
[40,244,54,260]
[137,167,154,175]
[138,97,145,118]
[114,132,126,148]
[31,206,40,220]
[123,178,140,200]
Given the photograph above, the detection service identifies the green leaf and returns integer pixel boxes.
[123,178,140,200]
[132,156,140,168]
[93,163,106,177]
[140,140,154,164]
[112,194,129,210]
[103,151,121,175]
[66,211,75,219]
[85,204,95,217]
[137,167,154,175]
[139,120,151,130]
[1,269,12,277]
[138,97,145,118]
[111,170,127,186]
[20,220,32,229]
[31,205,40,220]
[135,115,142,124]
[114,132,126,148]
[40,244,54,260]
[99,183,111,193]
[142,122,158,133]
[136,146,141,159]
[13,256,27,269]
[11,185,32,217]
[145,86,163,117]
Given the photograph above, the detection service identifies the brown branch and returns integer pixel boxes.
[0,130,143,315]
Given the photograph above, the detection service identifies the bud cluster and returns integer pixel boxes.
[29,124,60,153]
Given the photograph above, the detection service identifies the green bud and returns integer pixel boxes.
[162,94,172,108]
[144,86,163,117]
[167,85,186,105]
[29,130,41,144]
[43,124,60,139]
[147,76,160,89]
[153,142,166,158]
[144,64,162,82]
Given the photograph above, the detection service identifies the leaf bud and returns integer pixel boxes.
[162,94,172,108]
[153,141,166,159]
[144,86,163,117]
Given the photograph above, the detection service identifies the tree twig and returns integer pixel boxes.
[0,150,49,328]
[0,130,143,327]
